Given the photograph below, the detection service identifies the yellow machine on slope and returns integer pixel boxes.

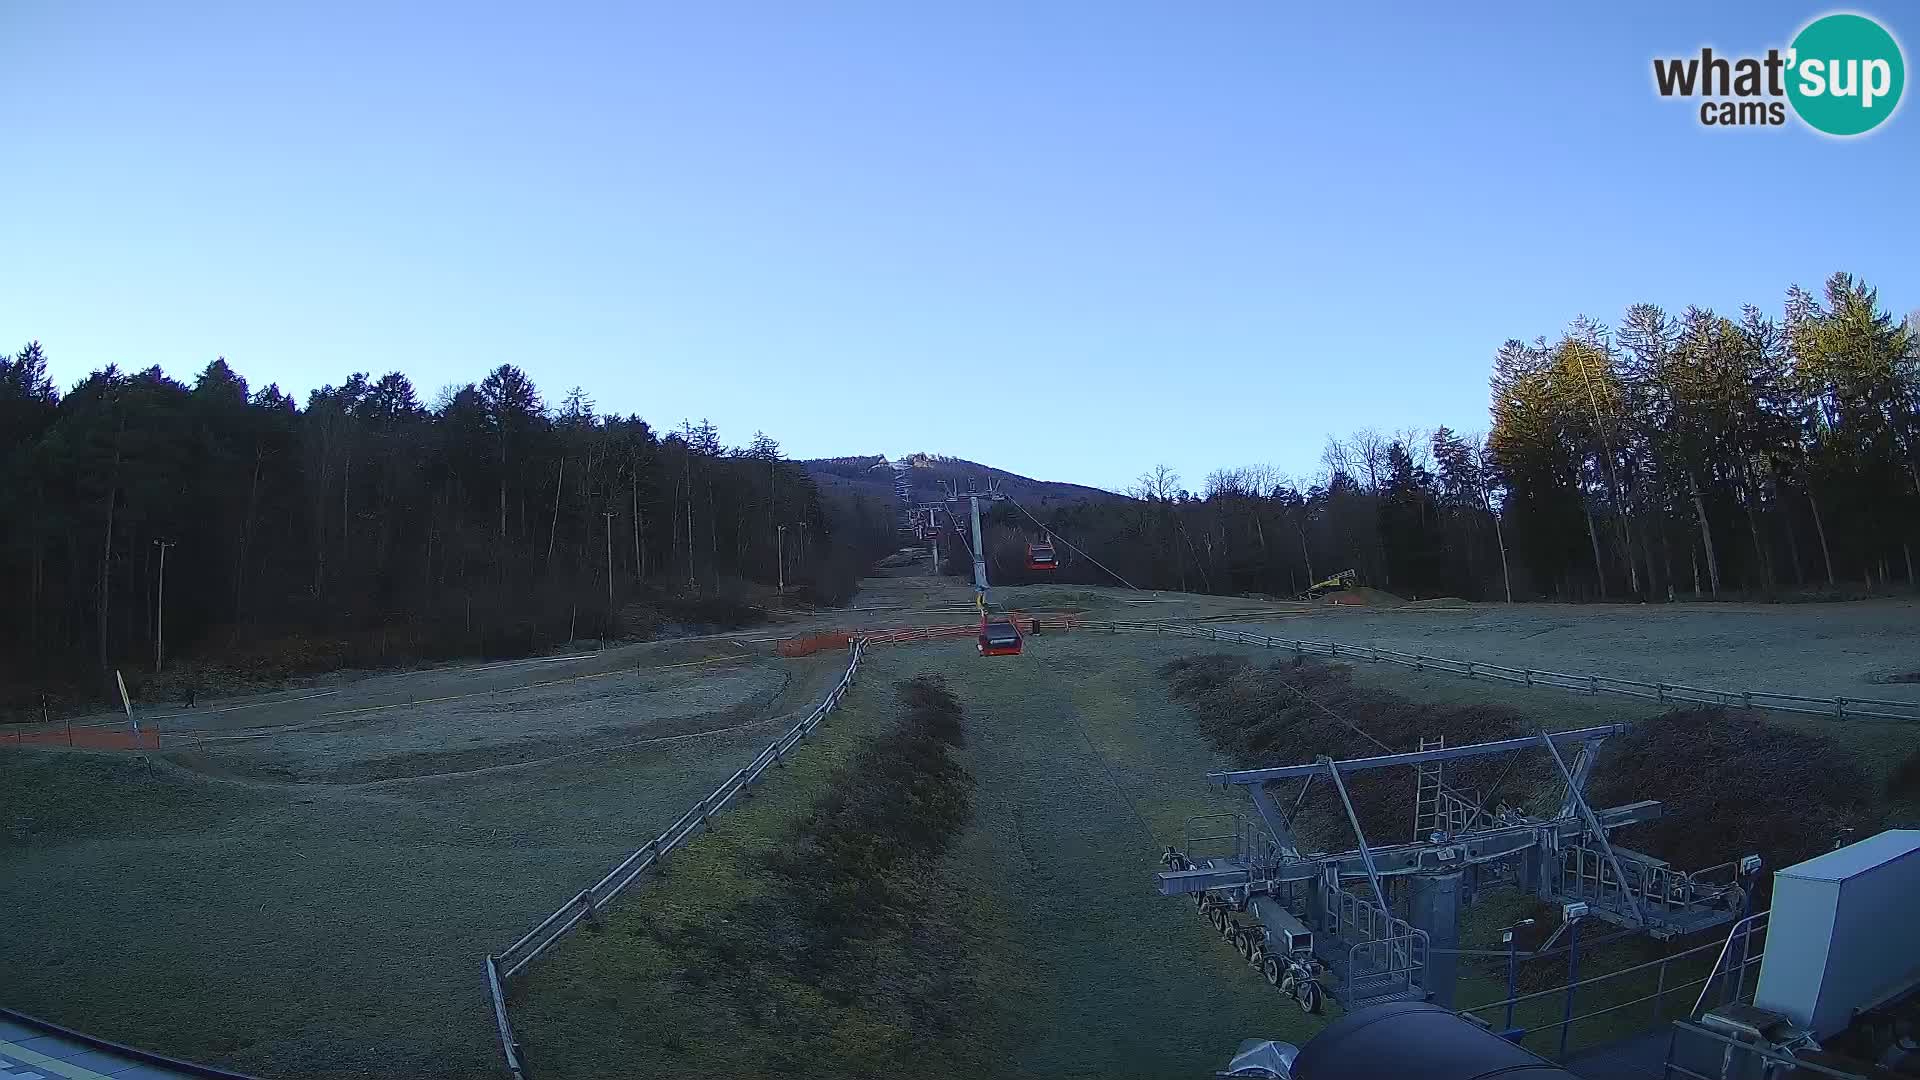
[1301,569,1356,600]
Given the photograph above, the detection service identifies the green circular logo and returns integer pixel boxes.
[1787,13,1905,136]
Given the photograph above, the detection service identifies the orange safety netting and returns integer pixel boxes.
[1,725,162,750]
[778,631,853,657]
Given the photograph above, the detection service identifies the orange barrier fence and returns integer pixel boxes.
[1,724,162,750]
[778,632,853,657]
[866,626,973,645]
[776,613,1078,656]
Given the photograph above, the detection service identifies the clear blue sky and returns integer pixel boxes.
[4,2,1914,493]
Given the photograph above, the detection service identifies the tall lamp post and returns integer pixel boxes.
[1559,902,1589,1057]
[602,511,617,644]
[153,539,176,673]
[777,524,787,595]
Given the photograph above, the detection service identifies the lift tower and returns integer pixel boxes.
[943,479,1004,611]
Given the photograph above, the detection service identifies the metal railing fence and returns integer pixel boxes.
[1069,620,1920,723]
[1457,912,1768,1060]
[484,637,869,1079]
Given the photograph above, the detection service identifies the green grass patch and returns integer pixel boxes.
[0,699,803,1079]
[1,748,267,851]
[883,639,1316,1076]
[520,637,1319,1078]
[1001,587,1108,610]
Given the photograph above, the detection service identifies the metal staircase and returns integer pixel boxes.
[1319,872,1429,1007]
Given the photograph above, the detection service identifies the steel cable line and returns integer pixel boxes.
[1005,492,1491,813]
[1002,491,1489,808]
[1002,493,1142,592]
[950,514,977,562]
[999,487,1515,825]
[1262,664,1509,824]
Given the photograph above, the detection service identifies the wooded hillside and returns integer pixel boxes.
[948,273,1918,603]
[0,356,896,707]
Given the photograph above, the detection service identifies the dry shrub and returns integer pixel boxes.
[1588,708,1874,874]
[664,675,983,1075]
[1887,749,1920,802]
[1161,655,1550,848]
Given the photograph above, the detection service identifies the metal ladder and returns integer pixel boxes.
[1413,736,1445,840]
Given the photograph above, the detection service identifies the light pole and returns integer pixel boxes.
[777,524,787,596]
[602,511,616,640]
[1501,917,1536,1031]
[153,539,176,673]
[1559,902,1589,1057]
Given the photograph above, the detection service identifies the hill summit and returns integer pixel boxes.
[801,453,1125,513]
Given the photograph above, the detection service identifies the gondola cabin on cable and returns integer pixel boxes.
[978,614,1023,656]
[1025,540,1058,572]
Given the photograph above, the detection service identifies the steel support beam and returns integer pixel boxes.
[1555,739,1603,820]
[1321,755,1392,921]
[1539,732,1645,926]
[1246,783,1301,858]
[1209,725,1628,786]
[1287,773,1315,831]
[1155,800,1661,897]
[1159,865,1247,895]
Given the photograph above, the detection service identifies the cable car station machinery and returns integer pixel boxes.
[1158,727,1760,1013]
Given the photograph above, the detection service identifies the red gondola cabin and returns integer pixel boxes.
[978,615,1023,656]
[1025,542,1058,572]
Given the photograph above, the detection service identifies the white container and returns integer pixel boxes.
[1753,829,1920,1037]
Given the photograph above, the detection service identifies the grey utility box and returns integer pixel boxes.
[1753,829,1920,1038]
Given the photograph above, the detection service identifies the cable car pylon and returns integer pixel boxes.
[943,479,1024,656]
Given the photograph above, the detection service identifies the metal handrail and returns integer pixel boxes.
[1691,910,1770,1018]
[1511,966,1745,1045]
[484,955,524,1080]
[1540,734,1644,925]
[1462,924,1757,1015]
[1345,927,1426,993]
[1664,1020,1866,1080]
[485,636,870,1071]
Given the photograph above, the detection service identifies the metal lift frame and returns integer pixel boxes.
[1161,724,1757,1011]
